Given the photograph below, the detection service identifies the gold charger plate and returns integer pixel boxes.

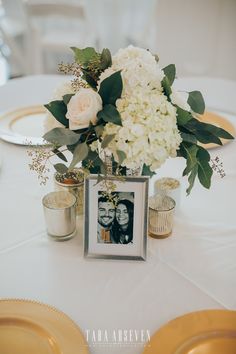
[0,105,47,145]
[0,299,89,354]
[143,310,236,354]
[198,111,236,149]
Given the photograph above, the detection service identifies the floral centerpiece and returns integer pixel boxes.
[36,45,233,194]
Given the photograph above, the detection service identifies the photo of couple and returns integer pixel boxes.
[97,192,134,245]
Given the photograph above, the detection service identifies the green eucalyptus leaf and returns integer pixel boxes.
[180,140,213,194]
[82,149,102,173]
[89,151,103,167]
[94,125,104,137]
[183,118,199,134]
[182,166,188,176]
[180,132,197,144]
[197,145,211,162]
[188,91,205,114]
[176,107,192,126]
[44,101,68,127]
[163,64,176,86]
[98,71,123,105]
[216,127,234,139]
[198,121,234,140]
[196,146,212,189]
[184,118,224,145]
[161,76,172,99]
[81,68,97,89]
[43,128,80,146]
[54,163,68,174]
[181,143,198,166]
[85,149,98,165]
[116,150,126,165]
[142,164,156,177]
[97,104,122,126]
[119,166,128,176]
[71,47,99,67]
[186,165,198,195]
[69,142,89,170]
[181,143,198,176]
[197,159,212,189]
[100,48,112,70]
[101,134,116,149]
[195,131,222,145]
[63,94,74,105]
[88,149,103,169]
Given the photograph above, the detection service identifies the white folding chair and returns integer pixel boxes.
[24,1,97,74]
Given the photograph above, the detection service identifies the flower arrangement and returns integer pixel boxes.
[41,45,233,193]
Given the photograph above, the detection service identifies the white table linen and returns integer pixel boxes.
[0,75,236,354]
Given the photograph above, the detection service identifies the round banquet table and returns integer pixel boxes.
[0,75,236,354]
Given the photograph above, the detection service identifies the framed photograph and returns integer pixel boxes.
[84,175,149,261]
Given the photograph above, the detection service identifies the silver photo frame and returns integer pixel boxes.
[84,175,149,261]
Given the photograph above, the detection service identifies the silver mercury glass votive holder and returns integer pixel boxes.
[148,195,176,239]
[54,168,84,215]
[42,191,77,241]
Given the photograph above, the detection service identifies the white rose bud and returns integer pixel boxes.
[66,88,102,130]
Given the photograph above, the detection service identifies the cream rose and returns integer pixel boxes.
[66,88,102,130]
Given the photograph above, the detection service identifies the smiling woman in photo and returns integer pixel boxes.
[113,199,134,244]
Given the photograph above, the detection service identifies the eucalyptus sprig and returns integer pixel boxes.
[71,47,112,89]
[161,63,234,194]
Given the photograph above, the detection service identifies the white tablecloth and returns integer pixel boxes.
[0,75,236,354]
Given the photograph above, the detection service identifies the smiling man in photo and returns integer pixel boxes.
[97,196,116,243]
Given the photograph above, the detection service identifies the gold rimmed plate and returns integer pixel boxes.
[198,111,236,149]
[143,310,236,354]
[0,105,48,145]
[0,299,89,354]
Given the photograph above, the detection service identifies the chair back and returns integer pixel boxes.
[1,0,26,22]
[22,1,95,74]
[25,2,84,19]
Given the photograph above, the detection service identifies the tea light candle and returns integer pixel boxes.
[154,177,181,209]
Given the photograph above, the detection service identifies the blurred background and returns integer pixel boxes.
[0,0,235,85]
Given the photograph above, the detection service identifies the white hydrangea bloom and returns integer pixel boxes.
[102,89,182,170]
[100,45,164,97]
[99,46,182,170]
